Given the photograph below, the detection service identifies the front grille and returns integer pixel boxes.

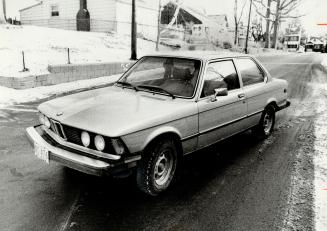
[49,122,117,154]
[62,125,82,145]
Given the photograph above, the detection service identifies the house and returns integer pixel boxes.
[19,0,159,40]
[160,1,230,45]
[207,14,228,32]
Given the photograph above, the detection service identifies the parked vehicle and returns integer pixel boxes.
[26,52,290,195]
[305,41,325,52]
[284,33,301,51]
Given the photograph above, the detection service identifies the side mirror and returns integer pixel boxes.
[211,88,228,102]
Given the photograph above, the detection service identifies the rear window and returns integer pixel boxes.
[234,58,264,86]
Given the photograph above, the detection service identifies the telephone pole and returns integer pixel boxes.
[156,0,162,51]
[131,0,137,60]
[0,0,6,23]
[245,0,253,54]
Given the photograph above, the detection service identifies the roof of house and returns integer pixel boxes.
[165,0,215,25]
[19,1,43,12]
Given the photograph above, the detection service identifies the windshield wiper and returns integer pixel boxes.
[137,85,176,99]
[116,81,139,91]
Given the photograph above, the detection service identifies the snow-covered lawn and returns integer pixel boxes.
[0,25,172,78]
[0,74,121,108]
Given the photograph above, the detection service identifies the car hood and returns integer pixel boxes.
[38,86,197,137]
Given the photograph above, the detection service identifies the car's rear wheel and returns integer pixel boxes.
[136,138,178,196]
[253,105,275,138]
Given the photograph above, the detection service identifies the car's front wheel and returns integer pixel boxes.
[136,138,178,196]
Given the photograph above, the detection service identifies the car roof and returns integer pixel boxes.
[144,50,252,61]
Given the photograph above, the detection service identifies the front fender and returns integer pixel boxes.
[121,125,183,154]
[142,126,182,151]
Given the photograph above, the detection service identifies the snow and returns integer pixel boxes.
[0,74,121,108]
[321,56,327,70]
[0,25,172,78]
[312,81,327,230]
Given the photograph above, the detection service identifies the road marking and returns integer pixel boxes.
[0,107,38,113]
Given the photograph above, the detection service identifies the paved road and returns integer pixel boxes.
[0,52,326,231]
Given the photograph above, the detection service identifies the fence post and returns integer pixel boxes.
[21,51,29,72]
[67,48,71,64]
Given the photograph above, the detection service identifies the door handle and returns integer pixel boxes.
[238,93,245,99]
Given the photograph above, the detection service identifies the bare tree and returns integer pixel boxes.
[272,0,281,48]
[253,0,304,48]
[265,0,272,48]
[252,18,264,42]
[234,0,247,45]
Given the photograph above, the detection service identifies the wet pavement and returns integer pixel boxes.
[0,52,326,231]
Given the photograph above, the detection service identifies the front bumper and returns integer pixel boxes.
[26,126,140,176]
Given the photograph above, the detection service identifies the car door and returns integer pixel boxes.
[197,59,247,149]
[233,57,268,129]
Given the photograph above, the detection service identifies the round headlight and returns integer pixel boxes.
[39,113,45,125]
[81,131,90,147]
[44,116,51,128]
[94,135,105,151]
[112,139,126,155]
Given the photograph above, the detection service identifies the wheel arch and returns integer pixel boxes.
[142,128,183,158]
[266,98,278,111]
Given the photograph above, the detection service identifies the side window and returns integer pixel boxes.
[234,58,265,86]
[201,60,240,97]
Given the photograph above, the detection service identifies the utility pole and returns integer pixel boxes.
[131,0,137,60]
[0,0,6,23]
[245,0,253,54]
[3,0,6,21]
[156,0,162,51]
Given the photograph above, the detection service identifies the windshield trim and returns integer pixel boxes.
[116,56,204,100]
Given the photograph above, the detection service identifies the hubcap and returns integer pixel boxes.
[154,149,173,186]
[263,112,273,134]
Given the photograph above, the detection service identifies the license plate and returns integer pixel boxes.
[34,142,49,164]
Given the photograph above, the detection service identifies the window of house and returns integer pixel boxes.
[201,60,240,97]
[234,58,265,86]
[51,5,59,17]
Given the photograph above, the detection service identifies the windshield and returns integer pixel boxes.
[117,57,201,98]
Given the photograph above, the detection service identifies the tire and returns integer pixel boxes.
[253,105,276,138]
[136,138,178,196]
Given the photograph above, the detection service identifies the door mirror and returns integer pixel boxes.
[211,88,228,102]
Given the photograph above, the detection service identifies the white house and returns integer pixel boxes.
[207,14,228,33]
[160,1,232,46]
[20,0,159,40]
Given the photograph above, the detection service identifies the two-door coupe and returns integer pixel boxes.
[26,51,290,195]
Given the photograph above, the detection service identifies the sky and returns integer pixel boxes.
[4,0,327,36]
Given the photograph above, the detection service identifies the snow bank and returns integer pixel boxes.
[0,74,121,108]
[321,55,327,70]
[312,82,327,230]
[0,25,171,78]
